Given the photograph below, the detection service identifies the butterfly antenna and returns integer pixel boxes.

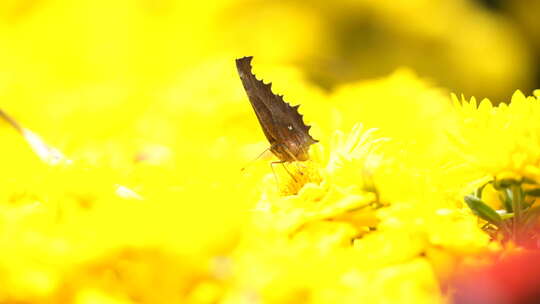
[241,147,271,172]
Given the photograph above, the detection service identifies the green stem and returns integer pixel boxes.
[511,184,523,243]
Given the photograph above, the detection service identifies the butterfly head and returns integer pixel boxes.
[271,136,317,162]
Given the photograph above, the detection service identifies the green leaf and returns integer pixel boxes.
[494,178,518,190]
[465,195,502,226]
[525,188,540,197]
[475,182,490,198]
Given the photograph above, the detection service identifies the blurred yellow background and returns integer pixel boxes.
[0,0,539,303]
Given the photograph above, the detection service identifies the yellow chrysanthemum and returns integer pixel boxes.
[450,90,540,182]
[2,0,539,302]
[226,119,491,303]
[252,124,384,234]
[448,90,540,246]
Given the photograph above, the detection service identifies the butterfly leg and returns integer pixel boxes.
[270,161,281,189]
[271,160,297,183]
[281,162,298,182]
[282,150,305,177]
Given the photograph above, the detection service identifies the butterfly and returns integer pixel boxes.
[235,56,318,163]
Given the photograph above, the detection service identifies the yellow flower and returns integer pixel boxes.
[450,90,540,246]
[2,0,538,301]
[450,90,540,182]
[253,124,384,235]
[227,117,491,303]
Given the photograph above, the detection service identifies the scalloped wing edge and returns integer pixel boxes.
[235,56,318,145]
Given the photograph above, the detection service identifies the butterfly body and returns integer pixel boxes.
[235,56,318,162]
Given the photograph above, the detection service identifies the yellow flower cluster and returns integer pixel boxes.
[450,90,540,183]
[1,0,539,303]
[221,71,501,303]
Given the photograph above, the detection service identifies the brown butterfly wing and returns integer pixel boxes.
[235,57,279,146]
[235,56,318,161]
